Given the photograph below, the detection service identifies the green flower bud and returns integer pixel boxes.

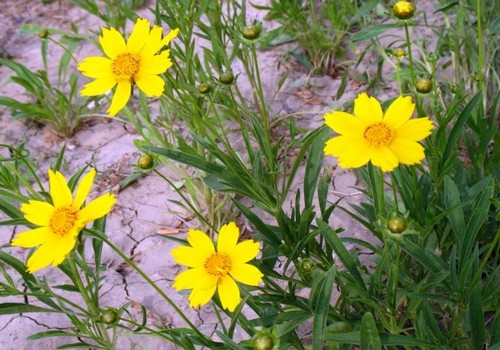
[393,48,406,59]
[137,155,154,170]
[100,308,118,324]
[387,217,407,233]
[242,25,261,40]
[415,78,432,94]
[219,72,235,85]
[299,258,316,272]
[39,30,49,39]
[253,334,274,350]
[198,83,211,94]
[392,1,416,20]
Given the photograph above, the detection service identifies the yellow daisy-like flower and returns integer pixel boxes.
[11,169,116,273]
[78,18,179,116]
[171,222,263,312]
[324,93,433,172]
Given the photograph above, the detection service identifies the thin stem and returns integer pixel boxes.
[47,37,79,65]
[470,226,500,289]
[403,22,416,85]
[250,44,269,132]
[475,0,486,108]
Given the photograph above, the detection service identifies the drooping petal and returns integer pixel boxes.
[353,93,383,124]
[229,240,260,265]
[77,57,113,79]
[384,95,415,129]
[77,193,116,224]
[72,169,96,210]
[370,147,399,172]
[138,51,172,75]
[171,246,210,268]
[80,77,117,96]
[389,139,426,165]
[324,111,365,137]
[218,275,240,312]
[230,263,263,286]
[11,227,52,248]
[172,267,207,290]
[217,222,239,254]
[134,73,165,97]
[187,229,215,256]
[127,18,150,54]
[48,170,72,207]
[20,200,55,226]
[107,80,131,116]
[188,283,217,308]
[396,117,434,141]
[99,27,127,59]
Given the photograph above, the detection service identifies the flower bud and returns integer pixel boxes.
[415,78,432,94]
[39,30,49,39]
[219,72,234,85]
[100,307,118,324]
[387,217,407,233]
[392,1,416,20]
[198,83,211,94]
[137,155,154,170]
[242,25,261,40]
[299,258,316,272]
[253,334,274,350]
[393,48,406,59]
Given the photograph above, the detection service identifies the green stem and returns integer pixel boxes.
[250,44,270,132]
[403,22,416,85]
[396,60,403,95]
[470,226,500,289]
[475,0,486,108]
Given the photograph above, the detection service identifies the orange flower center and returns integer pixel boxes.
[50,207,78,236]
[112,53,140,78]
[363,122,395,147]
[205,253,232,277]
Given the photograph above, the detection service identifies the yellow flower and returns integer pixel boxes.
[11,169,116,273]
[171,223,263,312]
[78,18,179,116]
[324,93,433,172]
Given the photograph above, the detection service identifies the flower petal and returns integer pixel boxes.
[217,222,239,255]
[396,117,434,141]
[230,263,263,286]
[11,227,52,248]
[140,26,163,57]
[49,170,72,207]
[127,18,150,54]
[139,50,172,75]
[173,267,207,290]
[99,27,126,59]
[371,147,399,172]
[187,229,215,255]
[324,111,365,137]
[78,57,113,79]
[188,283,217,309]
[77,193,116,224]
[218,275,240,312]
[160,28,179,47]
[73,169,96,210]
[353,93,383,124]
[384,95,415,129]
[26,241,55,273]
[171,246,210,268]
[107,80,131,116]
[80,77,117,96]
[50,233,78,266]
[134,73,165,97]
[20,200,55,226]
[324,136,372,169]
[229,240,260,264]
[389,138,426,165]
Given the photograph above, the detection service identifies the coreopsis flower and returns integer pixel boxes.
[324,93,433,172]
[392,1,416,20]
[171,222,263,312]
[78,18,179,116]
[11,169,116,273]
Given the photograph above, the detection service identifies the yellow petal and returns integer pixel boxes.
[389,138,426,165]
[324,136,372,169]
[139,51,172,75]
[218,275,240,312]
[187,229,215,256]
[80,77,117,96]
[384,95,415,129]
[48,170,72,207]
[127,18,150,54]
[217,222,239,255]
[353,93,383,124]
[78,57,113,79]
[107,80,131,116]
[11,227,52,248]
[140,26,163,57]
[99,27,126,59]
[20,200,54,226]
[50,233,78,266]
[134,73,165,97]
[73,169,96,210]
[370,147,399,172]
[230,263,263,286]
[171,246,210,268]
[188,283,217,309]
[160,28,179,47]
[324,111,365,137]
[229,240,260,264]
[173,267,207,290]
[78,193,116,224]
[396,117,434,141]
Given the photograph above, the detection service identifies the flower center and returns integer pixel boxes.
[112,53,140,78]
[363,122,395,147]
[204,253,232,277]
[50,207,78,236]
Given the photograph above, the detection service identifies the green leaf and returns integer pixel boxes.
[351,24,396,42]
[312,267,337,350]
[304,127,330,209]
[443,176,465,246]
[27,330,75,340]
[360,312,381,350]
[57,342,97,349]
[0,303,60,315]
[324,331,434,346]
[469,284,485,349]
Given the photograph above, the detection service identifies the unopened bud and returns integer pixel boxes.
[253,334,274,350]
[387,217,407,233]
[242,25,261,40]
[198,83,211,94]
[39,30,49,39]
[100,308,118,324]
[415,78,432,93]
[393,48,406,59]
[393,1,416,20]
[219,72,235,85]
[137,155,154,170]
